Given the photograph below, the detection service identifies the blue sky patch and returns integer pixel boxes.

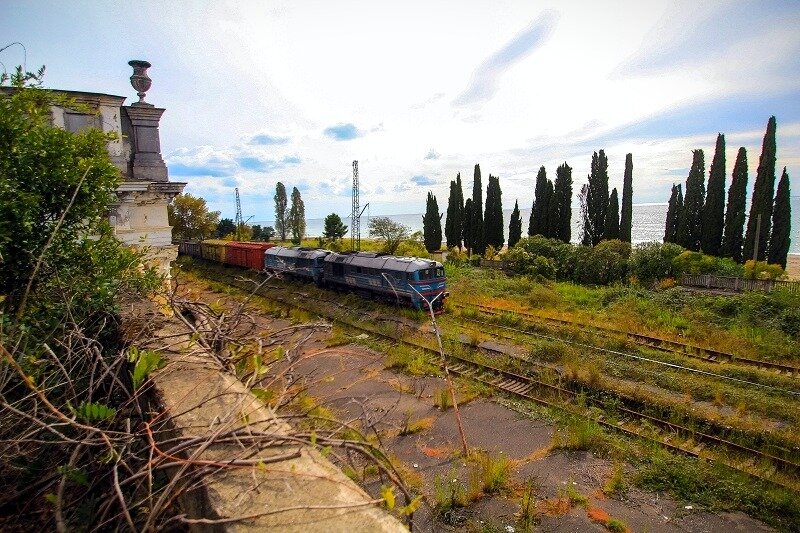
[249,133,290,145]
[169,163,234,177]
[411,175,435,186]
[323,123,362,141]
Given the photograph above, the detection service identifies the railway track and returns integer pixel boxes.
[451,313,800,398]
[192,266,800,492]
[455,302,800,378]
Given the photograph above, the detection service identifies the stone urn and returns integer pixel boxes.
[128,60,153,106]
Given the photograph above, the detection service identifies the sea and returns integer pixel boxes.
[255,197,800,254]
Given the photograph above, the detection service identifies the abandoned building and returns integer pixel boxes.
[43,60,185,276]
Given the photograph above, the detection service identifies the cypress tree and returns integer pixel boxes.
[471,164,486,255]
[604,188,620,241]
[721,147,748,262]
[529,166,548,236]
[744,116,777,261]
[484,174,504,250]
[580,182,592,246]
[423,191,442,253]
[590,150,610,245]
[456,173,464,246]
[676,150,705,251]
[767,168,791,269]
[701,133,726,255]
[619,153,633,243]
[444,174,464,249]
[664,184,682,243]
[463,198,474,255]
[508,200,522,248]
[552,162,573,243]
[542,180,554,238]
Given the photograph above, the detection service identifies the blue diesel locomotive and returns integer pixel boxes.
[263,246,447,312]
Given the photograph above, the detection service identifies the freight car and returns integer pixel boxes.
[177,240,274,271]
[226,241,276,270]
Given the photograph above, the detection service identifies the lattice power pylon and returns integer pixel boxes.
[234,187,243,241]
[351,160,360,251]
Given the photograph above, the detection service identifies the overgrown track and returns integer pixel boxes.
[197,266,800,493]
[452,312,800,398]
[456,302,800,378]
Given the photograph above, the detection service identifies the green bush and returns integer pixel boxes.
[446,247,469,265]
[743,260,786,280]
[515,236,577,280]
[628,241,684,281]
[672,250,744,277]
[396,239,430,258]
[574,240,630,285]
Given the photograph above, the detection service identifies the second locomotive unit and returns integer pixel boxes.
[264,246,447,312]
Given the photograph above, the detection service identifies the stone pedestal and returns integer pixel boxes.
[111,181,186,279]
[124,106,168,182]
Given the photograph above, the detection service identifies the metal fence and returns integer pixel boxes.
[680,274,799,293]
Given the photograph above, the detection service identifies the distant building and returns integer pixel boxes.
[43,61,185,277]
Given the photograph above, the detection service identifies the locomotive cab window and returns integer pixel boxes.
[436,267,444,277]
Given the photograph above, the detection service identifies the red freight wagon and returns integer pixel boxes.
[225,242,276,271]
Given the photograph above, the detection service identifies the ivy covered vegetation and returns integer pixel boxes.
[0,68,162,529]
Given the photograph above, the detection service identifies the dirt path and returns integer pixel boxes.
[178,277,776,532]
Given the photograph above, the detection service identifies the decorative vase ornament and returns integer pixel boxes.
[128,60,153,106]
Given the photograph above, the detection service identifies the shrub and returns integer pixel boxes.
[446,247,469,265]
[672,251,745,278]
[396,239,430,258]
[573,240,630,285]
[628,241,684,281]
[516,236,577,280]
[743,260,786,280]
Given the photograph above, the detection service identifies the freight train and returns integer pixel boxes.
[178,241,448,312]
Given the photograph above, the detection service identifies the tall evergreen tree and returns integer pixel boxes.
[542,180,554,238]
[463,198,474,254]
[508,200,522,248]
[701,133,726,255]
[767,168,791,269]
[423,191,443,253]
[288,186,305,244]
[744,116,777,261]
[444,174,464,249]
[587,150,610,246]
[579,184,592,246]
[676,150,705,251]
[619,153,633,243]
[664,184,682,243]
[274,182,288,241]
[484,174,504,250]
[721,147,748,262]
[604,188,620,241]
[471,164,486,255]
[529,167,547,236]
[551,162,573,243]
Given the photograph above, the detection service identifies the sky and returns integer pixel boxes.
[2,0,800,223]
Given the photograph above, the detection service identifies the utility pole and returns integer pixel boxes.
[351,160,360,251]
[234,187,243,241]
